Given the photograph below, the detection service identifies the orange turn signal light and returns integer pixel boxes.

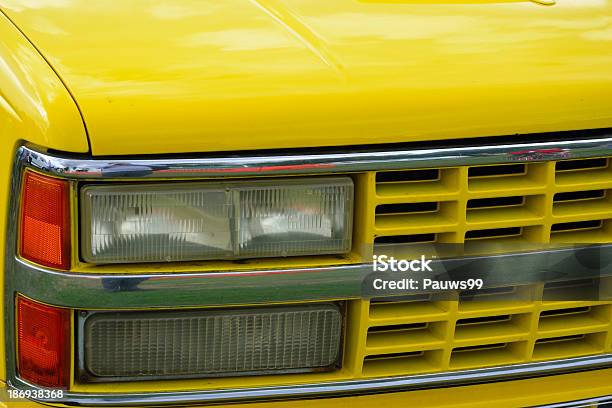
[17,296,70,388]
[20,171,70,270]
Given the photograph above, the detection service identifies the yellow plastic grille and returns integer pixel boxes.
[369,158,612,246]
[344,156,612,378]
[344,281,612,378]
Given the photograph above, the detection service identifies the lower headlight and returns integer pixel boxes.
[80,177,353,263]
[81,304,343,380]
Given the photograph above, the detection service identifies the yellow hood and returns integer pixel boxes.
[2,0,612,155]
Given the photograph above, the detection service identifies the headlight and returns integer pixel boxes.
[80,177,353,263]
[81,304,343,380]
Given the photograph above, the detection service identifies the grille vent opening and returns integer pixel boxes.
[467,196,524,209]
[556,158,608,172]
[544,279,596,291]
[532,332,606,360]
[543,279,600,302]
[469,164,525,178]
[550,219,611,244]
[370,294,433,304]
[555,157,612,186]
[376,169,440,183]
[361,349,444,377]
[459,285,536,312]
[364,351,424,361]
[468,163,545,193]
[365,321,446,354]
[376,168,460,198]
[465,227,522,240]
[375,201,458,231]
[460,286,517,299]
[374,234,436,245]
[466,195,544,227]
[453,343,507,353]
[540,307,590,317]
[535,334,585,344]
[369,296,448,321]
[537,305,609,336]
[450,341,526,369]
[551,220,602,232]
[368,323,428,334]
[376,202,438,215]
[554,190,605,202]
[454,313,530,344]
[456,315,511,326]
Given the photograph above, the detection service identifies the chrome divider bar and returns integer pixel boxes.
[11,245,612,309]
[20,135,612,179]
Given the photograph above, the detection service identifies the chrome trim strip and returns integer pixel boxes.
[537,395,612,408]
[10,244,612,308]
[19,135,612,179]
[8,355,612,406]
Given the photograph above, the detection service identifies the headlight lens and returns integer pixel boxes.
[81,177,353,263]
[82,304,342,379]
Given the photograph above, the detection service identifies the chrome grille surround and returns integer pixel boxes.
[6,132,612,406]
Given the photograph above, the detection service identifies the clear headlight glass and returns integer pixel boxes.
[81,177,353,263]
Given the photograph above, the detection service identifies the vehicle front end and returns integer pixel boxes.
[0,0,612,407]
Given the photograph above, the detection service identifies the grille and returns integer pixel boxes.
[372,158,612,246]
[348,281,612,377]
[354,157,612,377]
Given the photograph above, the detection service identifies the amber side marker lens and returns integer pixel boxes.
[20,171,70,270]
[17,296,70,388]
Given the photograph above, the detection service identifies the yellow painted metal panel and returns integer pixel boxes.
[0,11,89,383]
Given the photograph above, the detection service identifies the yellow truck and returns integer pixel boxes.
[0,0,611,406]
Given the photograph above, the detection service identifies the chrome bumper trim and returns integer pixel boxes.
[20,133,612,179]
[8,355,612,406]
[11,244,612,308]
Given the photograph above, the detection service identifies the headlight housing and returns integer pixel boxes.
[80,177,353,263]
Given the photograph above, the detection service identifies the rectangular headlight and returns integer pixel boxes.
[81,304,342,380]
[81,177,353,263]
